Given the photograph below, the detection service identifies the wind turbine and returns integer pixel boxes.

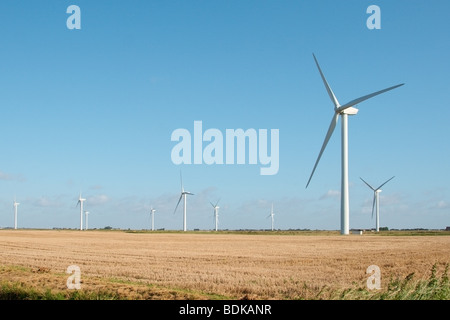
[173,172,194,231]
[84,211,89,230]
[13,198,20,230]
[210,200,220,231]
[360,176,395,232]
[150,207,156,231]
[306,53,403,235]
[266,203,275,231]
[76,193,86,231]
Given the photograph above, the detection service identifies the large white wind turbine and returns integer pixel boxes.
[360,176,395,232]
[210,200,220,231]
[84,211,89,230]
[267,203,275,231]
[13,199,20,230]
[306,54,403,235]
[76,193,86,231]
[150,207,156,231]
[174,173,194,231]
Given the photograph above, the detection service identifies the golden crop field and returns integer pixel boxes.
[0,229,449,300]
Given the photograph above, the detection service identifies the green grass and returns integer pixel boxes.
[377,263,449,300]
[0,282,121,300]
[373,230,450,236]
[320,263,450,300]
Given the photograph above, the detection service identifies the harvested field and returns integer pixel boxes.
[0,230,449,299]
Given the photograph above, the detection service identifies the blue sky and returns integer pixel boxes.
[0,0,449,231]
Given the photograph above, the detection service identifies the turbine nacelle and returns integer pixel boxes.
[76,200,86,207]
[210,200,220,210]
[339,106,359,115]
[77,196,86,206]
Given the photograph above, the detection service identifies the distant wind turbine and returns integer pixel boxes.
[174,172,194,231]
[267,203,275,231]
[150,207,156,231]
[76,193,86,231]
[210,200,220,231]
[360,176,395,232]
[13,198,20,230]
[84,211,90,230]
[305,53,404,235]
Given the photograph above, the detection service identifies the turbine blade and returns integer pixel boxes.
[376,176,395,190]
[306,112,339,188]
[210,201,215,208]
[313,54,340,108]
[215,199,220,207]
[371,193,376,219]
[336,84,404,113]
[360,177,376,191]
[173,194,183,214]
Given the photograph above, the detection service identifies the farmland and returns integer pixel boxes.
[0,229,449,300]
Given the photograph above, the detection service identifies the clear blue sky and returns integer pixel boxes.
[0,0,448,231]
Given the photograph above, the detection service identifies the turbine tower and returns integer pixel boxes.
[210,200,220,231]
[360,176,395,232]
[150,207,156,231]
[76,193,86,231]
[267,203,275,231]
[174,172,194,231]
[306,53,403,235]
[13,199,20,230]
[84,211,89,230]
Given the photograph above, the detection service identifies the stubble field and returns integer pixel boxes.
[0,229,449,300]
